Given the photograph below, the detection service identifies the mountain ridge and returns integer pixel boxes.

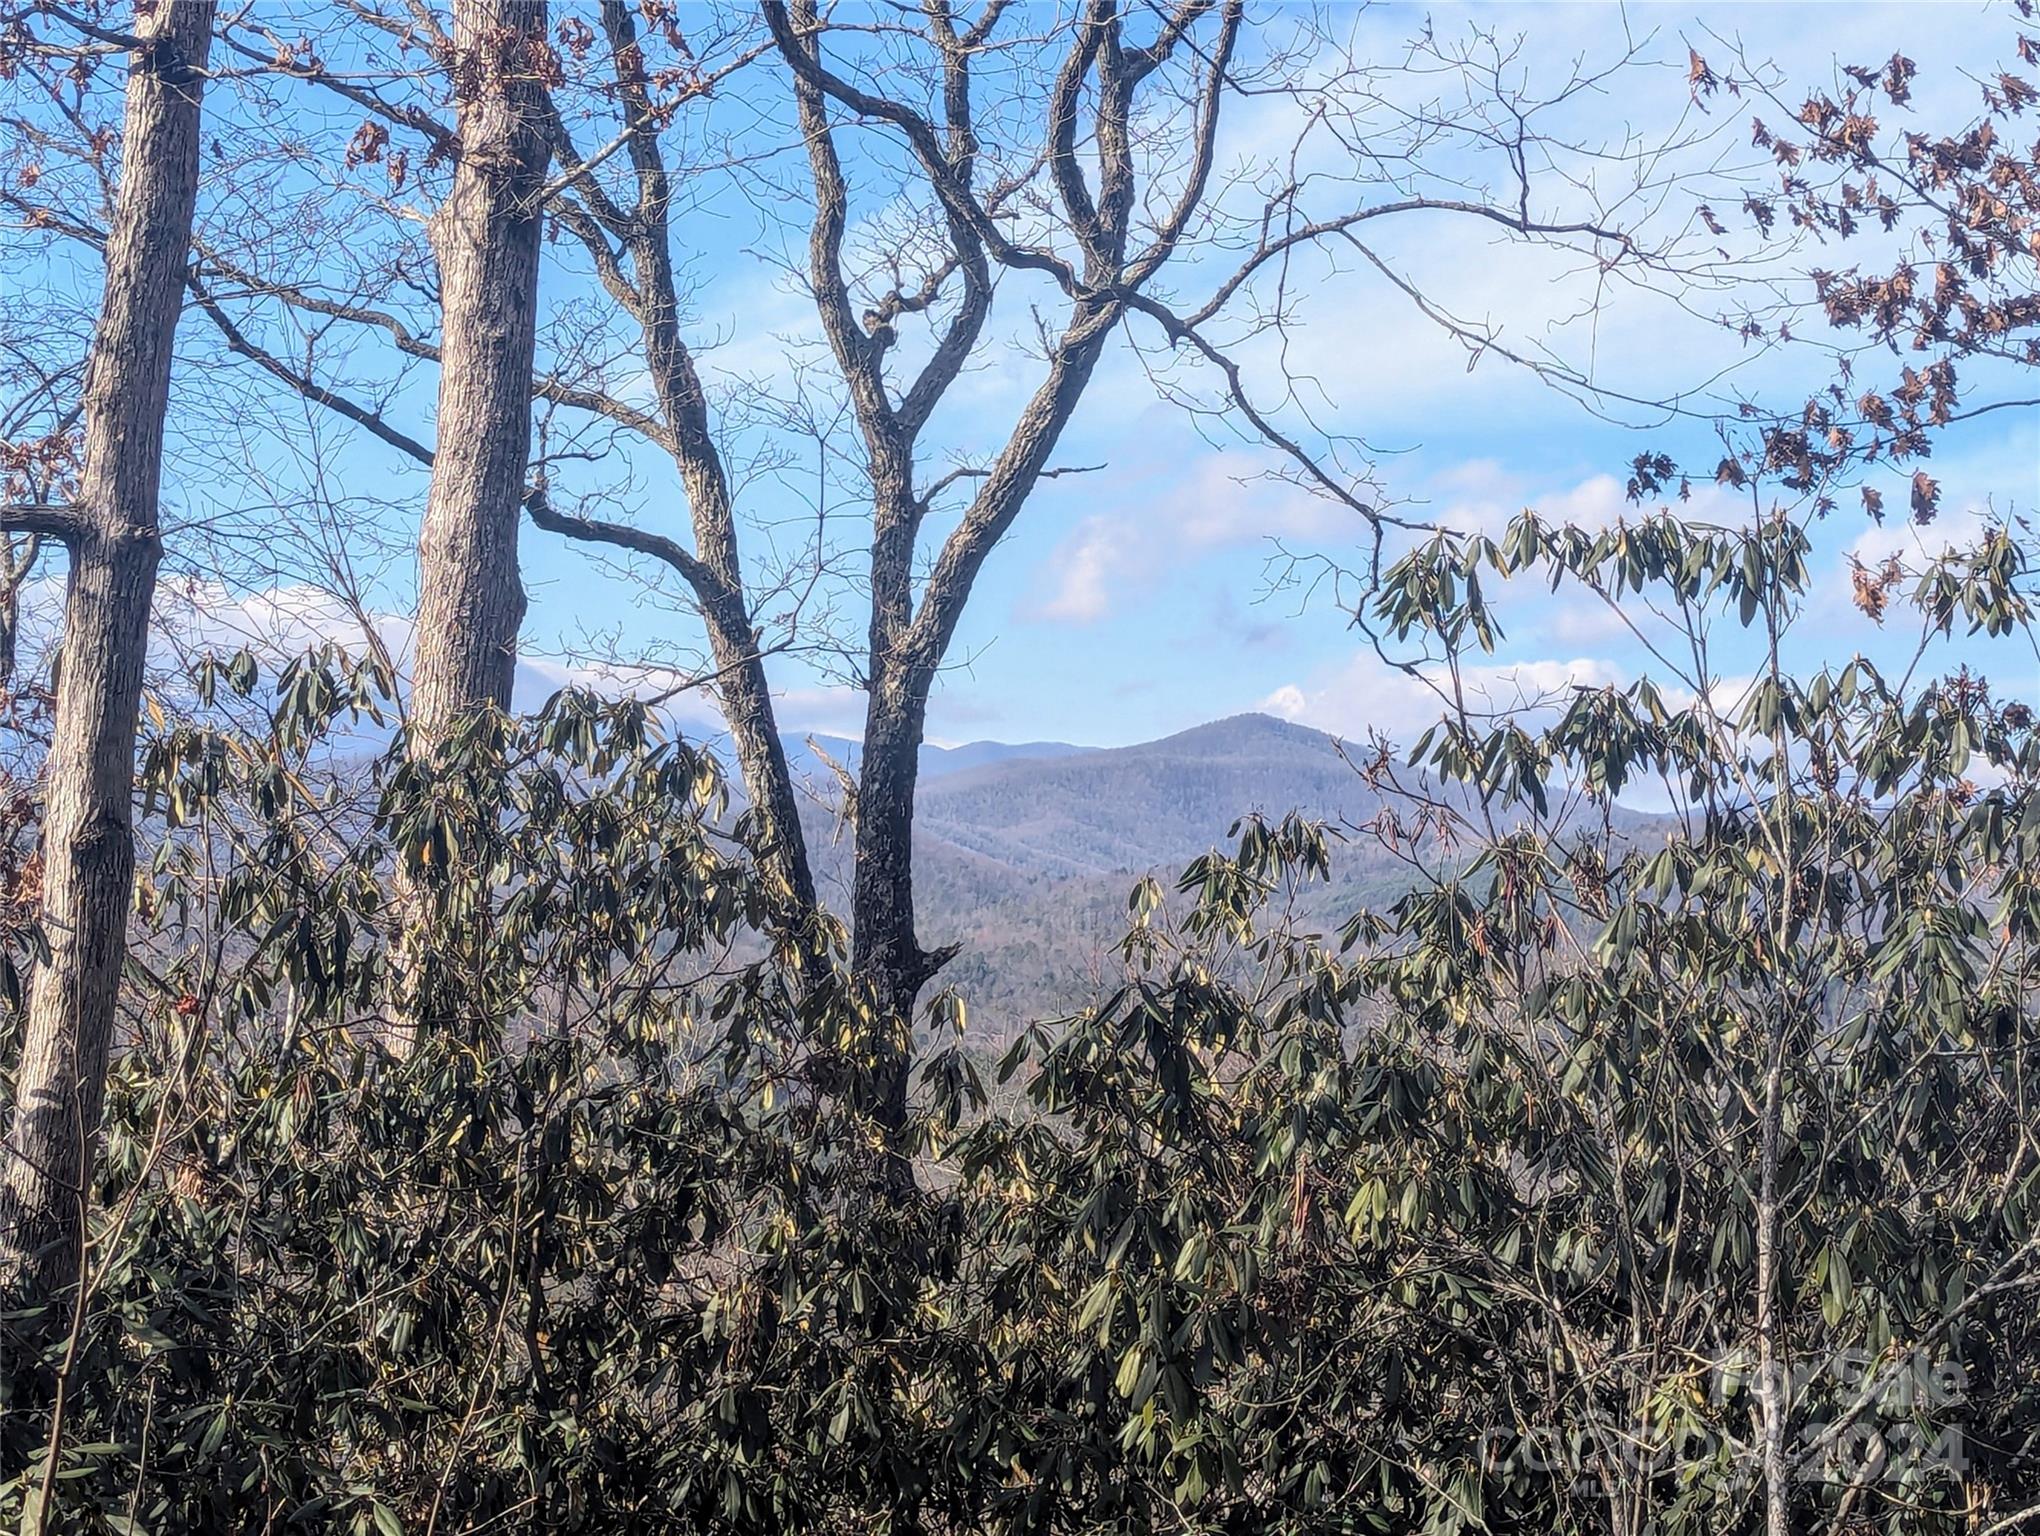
[773,731,1094,787]
[785,712,1401,1033]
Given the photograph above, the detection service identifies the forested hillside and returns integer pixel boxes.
[789,712,1667,1035]
[798,715,1416,1034]
[912,715,1367,880]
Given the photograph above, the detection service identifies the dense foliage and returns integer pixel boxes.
[3,501,2036,1535]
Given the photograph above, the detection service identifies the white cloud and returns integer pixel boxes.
[1424,464,1755,540]
[1026,447,1772,631]
[769,683,871,739]
[152,577,399,665]
[1820,439,2034,632]
[1026,515,1139,624]
[11,573,749,740]
[1258,682,1309,720]
[1845,503,1997,575]
[1259,648,1628,746]
[511,653,728,735]
[1175,451,1363,546]
[1542,598,1635,649]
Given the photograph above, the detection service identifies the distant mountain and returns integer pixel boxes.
[913,713,1378,879]
[719,711,1666,1036]
[779,732,1093,784]
[789,714,1410,1037]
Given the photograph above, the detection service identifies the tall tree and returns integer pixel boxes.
[0,0,214,1288]
[407,0,551,744]
[375,0,550,1055]
[588,0,1671,1182]
[524,0,825,958]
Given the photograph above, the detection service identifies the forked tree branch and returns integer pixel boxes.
[187,271,436,467]
[760,0,1082,294]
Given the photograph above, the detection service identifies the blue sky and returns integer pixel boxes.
[19,1,2035,754]
[653,0,2030,749]
[966,2,2035,751]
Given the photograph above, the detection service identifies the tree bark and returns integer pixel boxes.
[0,533,35,690]
[1755,1011,1791,1536]
[562,1,1214,1197]
[627,232,821,950]
[0,1,213,1291]
[531,0,825,971]
[407,0,549,743]
[848,671,934,1193]
[385,0,548,1054]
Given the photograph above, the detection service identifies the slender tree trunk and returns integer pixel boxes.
[698,585,822,948]
[0,534,37,691]
[0,578,19,690]
[408,0,549,743]
[1755,1017,1791,1536]
[597,0,824,960]
[632,243,822,947]
[0,1,213,1291]
[1754,602,1797,1536]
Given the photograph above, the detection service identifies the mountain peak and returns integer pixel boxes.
[1140,710,1340,755]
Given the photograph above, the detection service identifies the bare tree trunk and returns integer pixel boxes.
[699,586,822,948]
[1755,1018,1791,1536]
[0,533,35,690]
[407,0,549,743]
[1754,601,1798,1536]
[767,0,1133,1192]
[529,0,825,971]
[848,673,934,1194]
[626,224,822,951]
[844,308,1119,1187]
[387,0,547,1053]
[0,1,213,1291]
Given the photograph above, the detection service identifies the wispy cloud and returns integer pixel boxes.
[1025,450,1366,624]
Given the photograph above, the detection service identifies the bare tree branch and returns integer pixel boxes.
[524,482,719,599]
[187,272,435,467]
[0,503,83,542]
